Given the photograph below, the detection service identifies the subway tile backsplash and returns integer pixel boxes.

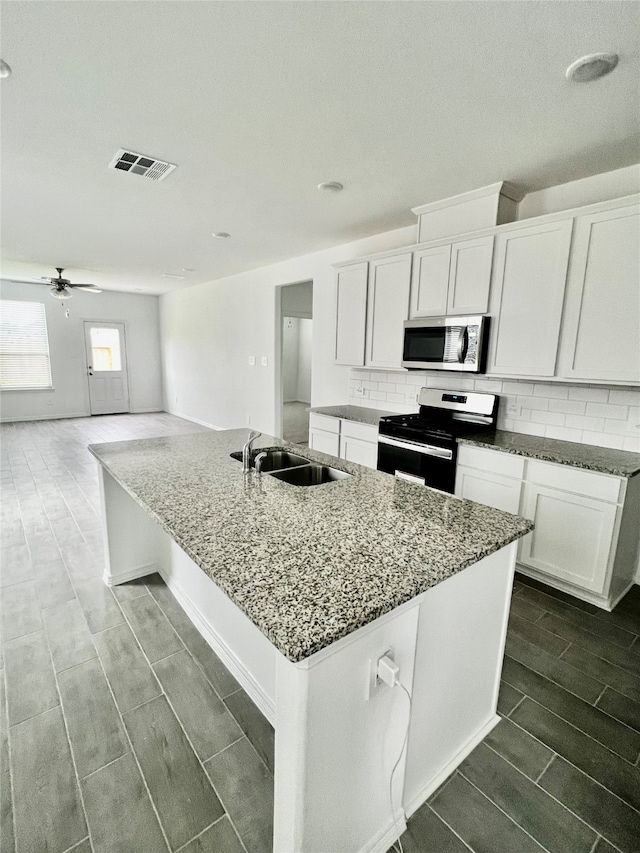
[348,369,640,452]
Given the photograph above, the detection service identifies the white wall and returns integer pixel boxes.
[282,318,300,402]
[297,319,312,404]
[160,224,416,432]
[0,280,163,421]
[281,281,313,319]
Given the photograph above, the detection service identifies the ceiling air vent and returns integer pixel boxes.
[108,149,177,182]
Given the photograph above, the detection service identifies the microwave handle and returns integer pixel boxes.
[456,327,469,363]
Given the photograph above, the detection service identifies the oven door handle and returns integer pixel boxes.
[378,435,453,460]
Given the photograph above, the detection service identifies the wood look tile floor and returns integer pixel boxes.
[1,413,639,853]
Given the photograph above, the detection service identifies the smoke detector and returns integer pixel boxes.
[108,149,177,181]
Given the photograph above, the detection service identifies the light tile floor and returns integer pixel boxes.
[1,413,639,853]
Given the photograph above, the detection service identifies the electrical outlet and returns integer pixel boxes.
[408,392,419,404]
[365,649,395,700]
[506,402,521,418]
[355,386,365,397]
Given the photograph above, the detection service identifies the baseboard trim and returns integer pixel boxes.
[0,411,88,423]
[404,713,501,819]
[158,566,276,725]
[359,809,407,853]
[163,408,223,430]
[104,562,158,587]
[515,562,630,611]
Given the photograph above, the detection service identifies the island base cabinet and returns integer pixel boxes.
[97,461,519,853]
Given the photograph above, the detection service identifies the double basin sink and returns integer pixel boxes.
[230,448,351,487]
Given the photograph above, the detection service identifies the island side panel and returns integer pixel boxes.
[274,602,420,853]
[97,464,278,721]
[98,466,160,584]
[403,542,517,817]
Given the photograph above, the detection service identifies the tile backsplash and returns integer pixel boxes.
[348,369,640,453]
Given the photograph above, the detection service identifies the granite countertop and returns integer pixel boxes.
[309,405,394,426]
[89,429,532,663]
[459,430,640,478]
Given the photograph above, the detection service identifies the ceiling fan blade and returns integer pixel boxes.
[4,278,52,285]
[69,284,102,292]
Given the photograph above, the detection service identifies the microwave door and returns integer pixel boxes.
[403,327,447,364]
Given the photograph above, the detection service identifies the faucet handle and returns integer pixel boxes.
[248,429,261,441]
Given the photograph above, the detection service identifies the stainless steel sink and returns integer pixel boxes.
[268,464,351,487]
[230,449,310,471]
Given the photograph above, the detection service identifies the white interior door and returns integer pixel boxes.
[84,322,130,415]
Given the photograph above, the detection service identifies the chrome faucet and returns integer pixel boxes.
[254,451,268,475]
[242,430,262,473]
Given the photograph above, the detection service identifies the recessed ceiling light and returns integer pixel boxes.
[212,232,230,239]
[0,60,11,79]
[566,53,619,82]
[318,181,344,192]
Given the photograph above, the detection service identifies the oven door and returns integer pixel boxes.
[377,435,456,493]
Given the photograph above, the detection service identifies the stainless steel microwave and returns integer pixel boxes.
[402,315,489,373]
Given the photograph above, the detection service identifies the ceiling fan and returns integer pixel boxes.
[7,267,102,299]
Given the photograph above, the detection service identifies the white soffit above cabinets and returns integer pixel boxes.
[1,1,639,294]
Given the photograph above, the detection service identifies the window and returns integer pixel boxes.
[0,300,53,389]
[89,327,122,371]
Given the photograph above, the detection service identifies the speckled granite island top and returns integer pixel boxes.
[459,430,640,478]
[309,404,393,426]
[89,429,532,662]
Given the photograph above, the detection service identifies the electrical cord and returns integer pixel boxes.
[389,681,412,853]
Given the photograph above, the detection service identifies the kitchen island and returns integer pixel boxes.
[90,428,532,853]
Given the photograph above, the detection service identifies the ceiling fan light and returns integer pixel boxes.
[49,287,71,299]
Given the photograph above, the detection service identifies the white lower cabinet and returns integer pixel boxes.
[519,483,617,594]
[308,413,379,469]
[455,444,639,609]
[308,413,341,457]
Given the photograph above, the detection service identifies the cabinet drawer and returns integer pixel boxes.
[341,419,378,442]
[457,445,525,480]
[525,460,621,503]
[309,413,340,434]
[455,466,522,514]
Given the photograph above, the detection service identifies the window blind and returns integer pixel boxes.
[0,300,53,389]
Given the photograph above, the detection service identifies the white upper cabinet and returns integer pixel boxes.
[365,253,412,369]
[409,245,451,318]
[335,262,368,366]
[487,219,573,377]
[447,235,494,315]
[410,236,493,319]
[558,203,640,383]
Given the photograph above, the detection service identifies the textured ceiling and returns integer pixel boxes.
[1,1,638,294]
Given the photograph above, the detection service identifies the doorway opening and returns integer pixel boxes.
[84,321,130,415]
[277,281,312,445]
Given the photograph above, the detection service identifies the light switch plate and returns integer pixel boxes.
[248,356,256,366]
[355,386,365,397]
[261,356,268,367]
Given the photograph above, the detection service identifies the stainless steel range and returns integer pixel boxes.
[377,388,498,493]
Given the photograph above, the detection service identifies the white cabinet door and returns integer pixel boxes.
[340,435,378,469]
[455,466,522,514]
[335,262,368,365]
[487,220,573,377]
[559,204,640,383]
[447,236,494,315]
[365,253,412,369]
[518,482,617,593]
[409,245,451,318]
[309,429,340,458]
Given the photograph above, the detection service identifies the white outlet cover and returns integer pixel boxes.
[261,356,268,367]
